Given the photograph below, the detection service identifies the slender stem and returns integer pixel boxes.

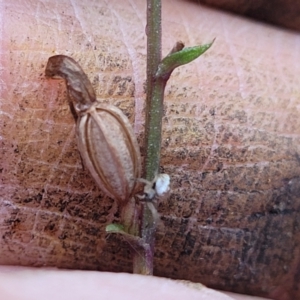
[110,0,213,276]
[145,0,162,181]
[132,0,162,275]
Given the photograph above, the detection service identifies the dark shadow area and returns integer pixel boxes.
[186,0,300,32]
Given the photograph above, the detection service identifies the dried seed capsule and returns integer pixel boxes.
[45,55,141,204]
[77,102,141,203]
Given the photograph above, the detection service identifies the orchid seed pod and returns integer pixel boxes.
[45,55,141,204]
[77,102,142,203]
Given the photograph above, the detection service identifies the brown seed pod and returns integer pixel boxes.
[77,103,141,203]
[45,55,141,204]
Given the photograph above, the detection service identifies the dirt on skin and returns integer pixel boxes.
[193,0,300,32]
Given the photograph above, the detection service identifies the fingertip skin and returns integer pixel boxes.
[0,267,238,300]
[0,0,299,299]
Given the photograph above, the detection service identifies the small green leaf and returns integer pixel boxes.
[106,223,125,234]
[156,39,215,78]
[106,223,144,247]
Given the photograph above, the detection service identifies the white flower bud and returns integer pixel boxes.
[138,173,171,199]
[155,173,170,196]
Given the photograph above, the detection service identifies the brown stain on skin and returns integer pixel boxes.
[1,1,300,299]
[192,0,300,32]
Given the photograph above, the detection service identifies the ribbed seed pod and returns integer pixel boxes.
[77,103,141,203]
[45,55,141,205]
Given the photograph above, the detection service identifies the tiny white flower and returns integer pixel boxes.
[138,173,170,199]
[155,174,170,196]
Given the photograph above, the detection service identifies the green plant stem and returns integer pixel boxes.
[145,0,162,180]
[132,0,162,275]
[131,0,214,276]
